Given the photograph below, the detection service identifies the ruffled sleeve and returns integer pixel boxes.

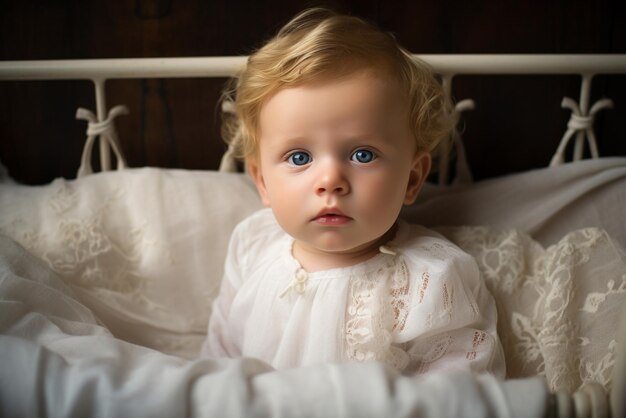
[395,225,505,377]
[200,219,247,358]
[201,208,286,359]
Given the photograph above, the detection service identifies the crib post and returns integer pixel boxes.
[573,74,593,161]
[439,74,453,185]
[93,78,111,171]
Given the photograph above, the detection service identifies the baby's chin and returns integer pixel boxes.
[296,234,388,261]
[293,223,396,253]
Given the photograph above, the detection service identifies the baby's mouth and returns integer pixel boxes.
[313,209,352,225]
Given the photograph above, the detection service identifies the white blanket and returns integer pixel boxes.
[0,235,548,417]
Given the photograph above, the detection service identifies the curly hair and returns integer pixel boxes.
[221,8,455,161]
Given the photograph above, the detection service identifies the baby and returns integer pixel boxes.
[201,8,505,377]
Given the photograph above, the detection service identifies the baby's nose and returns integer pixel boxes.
[314,160,350,195]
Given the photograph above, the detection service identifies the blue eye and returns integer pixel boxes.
[287,151,312,166]
[351,149,375,163]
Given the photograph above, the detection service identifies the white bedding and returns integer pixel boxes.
[1,158,625,416]
[404,157,626,248]
[0,235,550,417]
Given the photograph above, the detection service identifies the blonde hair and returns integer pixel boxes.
[221,8,454,161]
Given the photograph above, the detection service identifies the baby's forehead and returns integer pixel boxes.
[303,64,400,87]
[265,72,403,111]
[270,68,404,104]
[257,74,411,142]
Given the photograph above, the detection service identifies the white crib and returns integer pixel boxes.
[0,55,625,417]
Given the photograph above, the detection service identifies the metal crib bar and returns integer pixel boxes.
[93,79,110,171]
[439,75,453,186]
[1,55,626,80]
[574,75,593,162]
[1,55,625,176]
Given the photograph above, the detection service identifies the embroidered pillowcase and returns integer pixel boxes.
[0,168,262,358]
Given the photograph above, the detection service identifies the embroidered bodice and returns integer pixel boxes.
[202,208,505,377]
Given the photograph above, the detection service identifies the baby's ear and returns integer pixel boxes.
[404,152,431,205]
[247,158,271,207]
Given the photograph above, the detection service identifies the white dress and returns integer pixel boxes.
[202,208,505,377]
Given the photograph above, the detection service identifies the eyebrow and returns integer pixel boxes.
[261,135,311,154]
[272,135,310,146]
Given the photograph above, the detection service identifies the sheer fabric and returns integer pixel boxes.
[202,209,506,377]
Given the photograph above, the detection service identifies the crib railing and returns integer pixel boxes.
[1,55,625,183]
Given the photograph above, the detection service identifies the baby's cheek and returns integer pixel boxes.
[360,173,406,210]
[380,170,408,197]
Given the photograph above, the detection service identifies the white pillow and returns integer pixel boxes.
[0,167,263,358]
[403,157,626,248]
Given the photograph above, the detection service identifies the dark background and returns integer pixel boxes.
[1,0,624,185]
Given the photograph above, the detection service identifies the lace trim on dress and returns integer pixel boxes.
[344,248,411,371]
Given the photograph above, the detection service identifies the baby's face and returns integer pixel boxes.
[249,70,430,267]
